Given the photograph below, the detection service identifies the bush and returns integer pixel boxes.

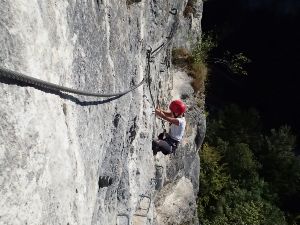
[192,33,217,64]
[217,51,251,75]
[183,0,197,18]
[199,144,229,200]
[189,62,208,93]
[172,48,208,94]
[172,48,193,68]
[172,47,209,94]
[172,33,218,94]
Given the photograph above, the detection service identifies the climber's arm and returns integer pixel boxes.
[160,109,173,117]
[155,107,173,117]
[155,108,179,126]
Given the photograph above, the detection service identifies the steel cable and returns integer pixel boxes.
[0,66,144,97]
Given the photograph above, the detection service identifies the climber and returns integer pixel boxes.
[152,99,186,155]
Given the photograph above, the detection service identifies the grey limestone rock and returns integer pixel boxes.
[0,0,205,224]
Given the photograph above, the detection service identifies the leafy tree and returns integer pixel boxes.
[198,105,300,224]
[192,33,251,76]
[224,143,260,181]
[199,181,287,225]
[258,126,300,216]
[206,104,262,145]
[211,51,251,75]
[192,32,217,64]
[199,144,229,204]
[198,144,229,220]
[223,185,287,225]
[260,126,299,192]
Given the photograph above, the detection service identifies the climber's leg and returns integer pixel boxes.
[152,139,172,155]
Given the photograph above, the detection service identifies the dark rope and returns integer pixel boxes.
[0,66,144,97]
[146,49,157,108]
[150,43,166,57]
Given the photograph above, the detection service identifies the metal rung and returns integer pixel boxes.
[133,213,147,218]
[135,194,151,217]
[155,165,163,172]
[150,178,157,186]
[117,214,130,225]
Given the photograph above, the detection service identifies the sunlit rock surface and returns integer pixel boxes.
[0,0,205,224]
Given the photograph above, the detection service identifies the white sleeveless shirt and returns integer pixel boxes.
[169,117,186,141]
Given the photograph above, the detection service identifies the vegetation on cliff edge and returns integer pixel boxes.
[198,104,300,225]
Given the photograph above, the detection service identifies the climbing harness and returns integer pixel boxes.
[0,67,144,97]
[164,134,179,155]
[156,131,179,155]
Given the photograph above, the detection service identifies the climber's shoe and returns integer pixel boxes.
[152,140,159,155]
[158,132,165,140]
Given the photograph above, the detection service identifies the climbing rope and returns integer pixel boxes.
[0,66,144,97]
[146,49,156,108]
[143,7,179,137]
[149,20,179,59]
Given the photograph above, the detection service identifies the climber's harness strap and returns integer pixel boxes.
[165,135,179,155]
[156,132,179,155]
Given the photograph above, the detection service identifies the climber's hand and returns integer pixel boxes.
[155,108,162,117]
[155,108,179,125]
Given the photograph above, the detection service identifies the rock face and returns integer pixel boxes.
[0,1,205,225]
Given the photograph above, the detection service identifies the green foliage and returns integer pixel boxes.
[260,126,300,209]
[198,144,229,223]
[170,32,217,94]
[222,51,251,75]
[172,47,208,94]
[198,104,299,224]
[200,144,229,201]
[191,33,251,76]
[206,104,262,145]
[223,185,287,225]
[193,34,251,76]
[224,143,259,180]
[199,181,287,225]
[230,52,251,75]
[192,33,217,64]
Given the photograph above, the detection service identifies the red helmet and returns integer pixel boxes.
[169,99,186,115]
